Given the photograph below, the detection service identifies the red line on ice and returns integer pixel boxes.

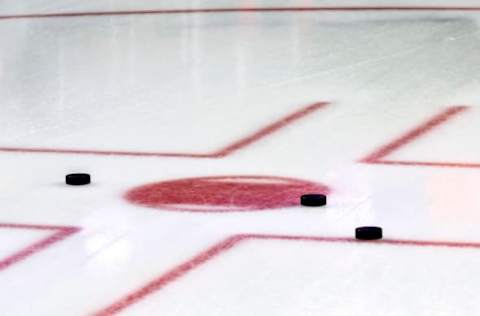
[361,106,476,168]
[94,233,480,315]
[0,223,80,272]
[369,160,480,169]
[94,235,244,316]
[211,102,326,157]
[2,6,480,20]
[0,102,328,159]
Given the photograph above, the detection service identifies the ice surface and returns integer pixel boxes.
[1,1,480,315]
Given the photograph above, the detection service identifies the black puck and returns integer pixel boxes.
[66,173,91,185]
[300,194,327,207]
[355,226,382,240]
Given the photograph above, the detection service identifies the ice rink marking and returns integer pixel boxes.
[0,223,80,272]
[94,233,480,315]
[361,106,479,168]
[2,6,480,21]
[0,102,328,159]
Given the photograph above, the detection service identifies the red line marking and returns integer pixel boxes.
[0,223,80,272]
[361,106,476,168]
[370,160,480,169]
[211,102,327,157]
[94,233,480,315]
[94,235,244,316]
[2,6,480,20]
[245,234,480,249]
[0,102,328,159]
[0,147,211,159]
[362,106,468,162]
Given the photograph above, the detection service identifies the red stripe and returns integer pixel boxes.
[0,102,328,159]
[0,147,211,158]
[2,7,480,20]
[212,102,328,157]
[94,235,246,316]
[94,233,480,315]
[361,106,468,163]
[0,224,80,272]
[0,222,80,231]
[245,234,480,249]
[371,160,480,168]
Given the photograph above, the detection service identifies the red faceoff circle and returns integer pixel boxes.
[125,175,330,212]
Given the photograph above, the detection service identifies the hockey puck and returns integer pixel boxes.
[355,226,382,240]
[66,173,91,185]
[300,194,327,207]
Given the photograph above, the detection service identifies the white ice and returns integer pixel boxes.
[1,1,480,315]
